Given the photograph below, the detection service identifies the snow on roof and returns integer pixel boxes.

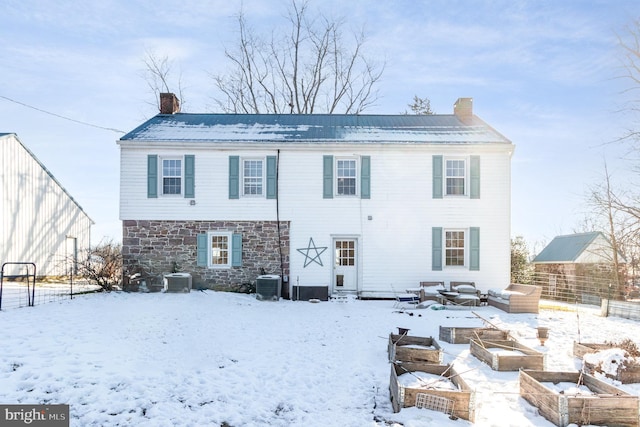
[120,113,512,144]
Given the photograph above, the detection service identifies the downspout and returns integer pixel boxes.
[276,149,285,295]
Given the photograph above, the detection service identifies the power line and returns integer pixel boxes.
[0,94,126,134]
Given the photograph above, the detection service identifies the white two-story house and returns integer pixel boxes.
[118,94,513,298]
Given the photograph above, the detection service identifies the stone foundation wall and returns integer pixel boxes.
[122,220,290,291]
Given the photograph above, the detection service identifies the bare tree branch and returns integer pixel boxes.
[142,49,186,112]
[211,0,383,114]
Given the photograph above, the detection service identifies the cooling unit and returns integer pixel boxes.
[256,274,282,301]
[163,273,192,293]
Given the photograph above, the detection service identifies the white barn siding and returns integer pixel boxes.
[120,141,511,294]
[576,234,616,264]
[1,134,92,277]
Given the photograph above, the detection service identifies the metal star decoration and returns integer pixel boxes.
[296,237,327,268]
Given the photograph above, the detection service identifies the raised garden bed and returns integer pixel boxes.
[573,341,617,358]
[439,326,509,344]
[519,369,640,427]
[470,339,544,371]
[389,361,475,421]
[388,334,443,364]
[573,341,640,384]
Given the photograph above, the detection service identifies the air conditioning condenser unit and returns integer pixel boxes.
[164,273,192,293]
[256,274,281,301]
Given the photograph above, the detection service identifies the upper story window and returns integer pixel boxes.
[445,159,466,196]
[243,159,264,196]
[162,158,182,195]
[147,154,194,199]
[336,158,357,196]
[229,155,276,200]
[433,155,479,199]
[445,230,465,266]
[323,155,370,199]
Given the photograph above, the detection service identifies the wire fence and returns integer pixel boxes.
[0,280,101,311]
[529,271,635,306]
[527,271,640,320]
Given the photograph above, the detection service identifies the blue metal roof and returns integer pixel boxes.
[120,113,511,144]
[532,232,604,263]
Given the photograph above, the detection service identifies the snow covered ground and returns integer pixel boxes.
[1,291,639,426]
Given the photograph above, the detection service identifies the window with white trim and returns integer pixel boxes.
[209,232,232,268]
[445,159,466,196]
[161,158,182,195]
[336,158,357,196]
[445,230,465,266]
[243,159,264,196]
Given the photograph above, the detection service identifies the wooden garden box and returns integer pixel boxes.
[470,339,544,371]
[388,334,443,364]
[389,361,475,421]
[519,370,640,427]
[573,341,640,384]
[573,341,616,358]
[439,326,509,344]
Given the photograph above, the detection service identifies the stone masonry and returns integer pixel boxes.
[122,220,290,291]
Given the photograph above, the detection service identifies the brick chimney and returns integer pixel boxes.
[454,97,473,123]
[160,93,180,114]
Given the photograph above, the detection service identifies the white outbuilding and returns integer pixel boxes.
[1,133,93,278]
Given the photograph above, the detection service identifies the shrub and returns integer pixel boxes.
[77,240,122,291]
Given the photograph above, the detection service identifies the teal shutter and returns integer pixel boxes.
[432,227,443,271]
[147,155,158,198]
[232,233,243,267]
[469,227,480,271]
[196,233,208,267]
[360,156,371,199]
[266,155,277,199]
[470,156,480,199]
[323,155,333,199]
[184,155,195,198]
[229,156,239,199]
[432,155,443,199]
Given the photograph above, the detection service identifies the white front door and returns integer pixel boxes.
[333,238,357,292]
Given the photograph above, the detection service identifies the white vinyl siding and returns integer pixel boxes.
[120,144,511,292]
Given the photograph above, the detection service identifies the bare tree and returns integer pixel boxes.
[586,162,640,289]
[617,19,640,144]
[142,49,186,112]
[212,0,384,114]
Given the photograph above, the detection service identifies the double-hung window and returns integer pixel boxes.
[322,155,370,199]
[336,159,357,196]
[432,227,479,271]
[197,232,242,268]
[209,232,232,267]
[229,156,276,199]
[147,154,194,198]
[162,158,182,195]
[445,159,466,196]
[243,159,264,196]
[445,230,465,266]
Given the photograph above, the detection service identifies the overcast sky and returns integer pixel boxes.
[1,0,638,254]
